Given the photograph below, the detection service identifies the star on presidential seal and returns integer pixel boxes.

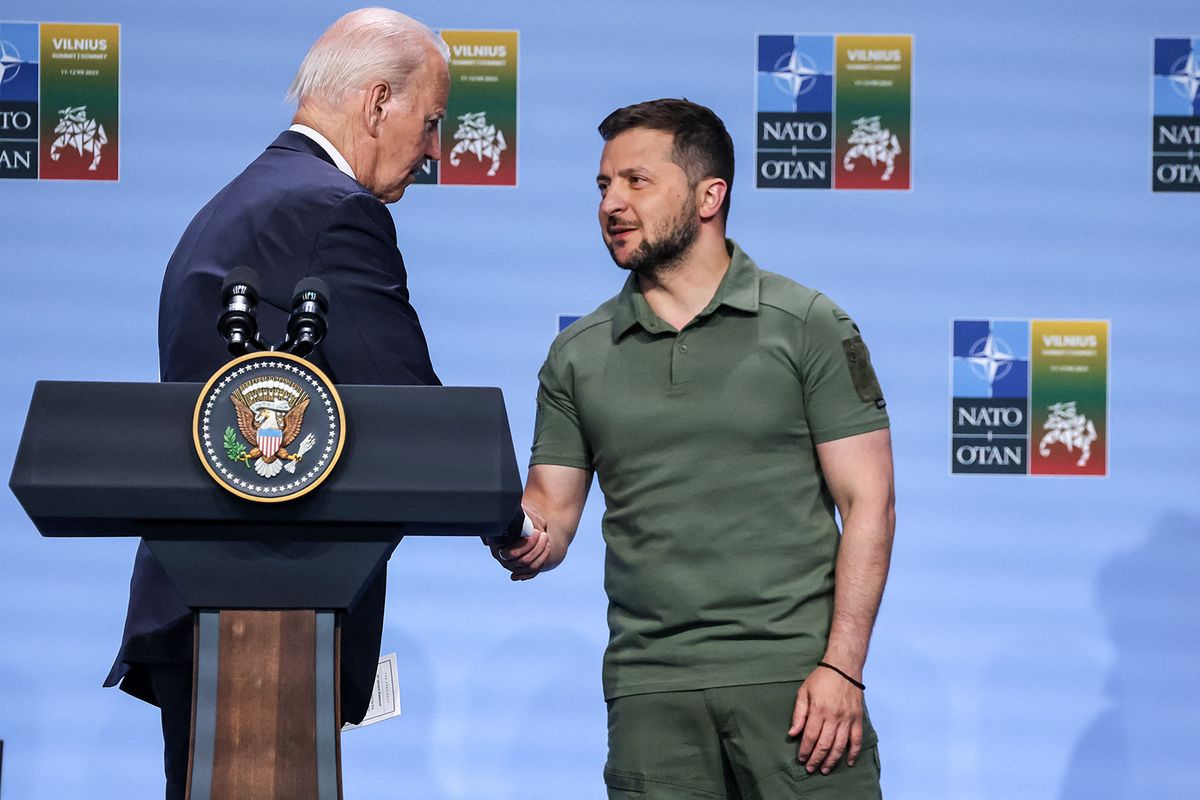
[193,351,345,502]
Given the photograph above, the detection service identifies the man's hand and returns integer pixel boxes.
[487,506,553,581]
[484,464,590,582]
[788,666,865,774]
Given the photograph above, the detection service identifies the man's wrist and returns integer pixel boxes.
[816,660,866,691]
[819,641,865,679]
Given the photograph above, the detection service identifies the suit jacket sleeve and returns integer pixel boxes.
[311,191,441,387]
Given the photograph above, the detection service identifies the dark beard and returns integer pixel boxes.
[608,199,699,279]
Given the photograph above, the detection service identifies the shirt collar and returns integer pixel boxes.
[288,124,356,180]
[611,239,761,342]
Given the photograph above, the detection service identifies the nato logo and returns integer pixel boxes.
[1153,37,1200,191]
[0,22,39,179]
[757,35,833,114]
[1154,37,1200,116]
[952,320,1029,474]
[0,23,39,102]
[756,35,833,189]
[953,319,1028,398]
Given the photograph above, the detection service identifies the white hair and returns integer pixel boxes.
[286,8,449,107]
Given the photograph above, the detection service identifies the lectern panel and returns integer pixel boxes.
[10,382,523,539]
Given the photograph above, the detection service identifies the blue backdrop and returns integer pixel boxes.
[2,1,1198,798]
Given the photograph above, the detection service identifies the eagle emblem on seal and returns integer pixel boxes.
[224,376,317,478]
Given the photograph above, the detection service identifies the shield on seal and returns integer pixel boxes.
[257,427,282,459]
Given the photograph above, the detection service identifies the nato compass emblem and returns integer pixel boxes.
[771,48,823,101]
[193,351,345,502]
[0,39,27,85]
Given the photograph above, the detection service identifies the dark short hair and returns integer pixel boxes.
[598,98,734,222]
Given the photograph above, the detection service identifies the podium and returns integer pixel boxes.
[9,380,522,800]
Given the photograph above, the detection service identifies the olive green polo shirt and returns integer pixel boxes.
[532,240,889,700]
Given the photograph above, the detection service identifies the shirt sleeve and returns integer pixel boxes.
[800,293,890,444]
[529,342,593,470]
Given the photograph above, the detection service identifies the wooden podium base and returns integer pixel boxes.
[188,610,342,800]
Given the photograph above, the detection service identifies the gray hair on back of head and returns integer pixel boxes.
[286,8,449,107]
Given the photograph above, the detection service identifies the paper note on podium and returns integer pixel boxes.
[342,653,400,731]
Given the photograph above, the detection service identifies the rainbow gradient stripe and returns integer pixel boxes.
[432,30,518,187]
[39,22,119,181]
[834,35,911,190]
[1029,320,1108,476]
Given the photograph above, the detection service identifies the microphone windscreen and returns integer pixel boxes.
[293,276,330,307]
[222,265,260,298]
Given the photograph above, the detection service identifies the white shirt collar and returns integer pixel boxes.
[288,123,356,181]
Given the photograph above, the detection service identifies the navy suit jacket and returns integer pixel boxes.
[107,131,440,723]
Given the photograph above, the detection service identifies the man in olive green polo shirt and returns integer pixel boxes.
[491,99,896,800]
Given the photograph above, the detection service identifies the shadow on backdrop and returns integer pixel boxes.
[1060,512,1200,800]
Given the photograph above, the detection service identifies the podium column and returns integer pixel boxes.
[188,610,341,800]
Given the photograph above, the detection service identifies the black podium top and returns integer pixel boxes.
[10,381,523,541]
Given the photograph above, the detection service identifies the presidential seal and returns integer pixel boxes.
[193,351,345,502]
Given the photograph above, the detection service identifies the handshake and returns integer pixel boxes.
[484,505,560,582]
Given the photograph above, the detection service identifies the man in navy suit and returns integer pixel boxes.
[105,9,450,797]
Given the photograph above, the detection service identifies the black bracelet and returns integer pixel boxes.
[817,661,866,691]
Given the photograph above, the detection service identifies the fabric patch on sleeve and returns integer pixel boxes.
[842,335,884,404]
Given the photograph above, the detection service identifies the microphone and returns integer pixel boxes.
[217,266,262,355]
[283,277,330,357]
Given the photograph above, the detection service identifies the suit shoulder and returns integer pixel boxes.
[248,147,369,204]
[190,149,391,251]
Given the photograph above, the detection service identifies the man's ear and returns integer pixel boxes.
[363,81,391,137]
[696,178,727,222]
